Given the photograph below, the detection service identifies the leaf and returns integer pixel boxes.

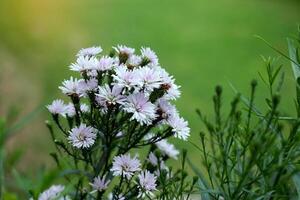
[187,157,211,200]
[292,172,300,200]
[4,105,43,140]
[287,38,300,80]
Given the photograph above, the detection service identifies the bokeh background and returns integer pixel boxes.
[1,0,300,175]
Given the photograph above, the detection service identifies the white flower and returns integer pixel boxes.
[47,99,66,115]
[136,66,162,92]
[70,56,98,72]
[163,81,181,100]
[38,185,65,200]
[90,176,110,192]
[112,65,140,89]
[96,84,125,106]
[68,124,97,148]
[65,103,76,117]
[141,47,158,66]
[111,154,141,179]
[63,103,89,117]
[79,78,98,95]
[156,99,178,122]
[95,56,116,71]
[108,193,125,200]
[157,67,181,100]
[114,45,135,56]
[80,103,90,113]
[77,46,102,57]
[138,170,157,197]
[123,93,156,125]
[127,55,142,67]
[156,139,179,160]
[167,115,190,140]
[148,152,167,170]
[59,77,85,97]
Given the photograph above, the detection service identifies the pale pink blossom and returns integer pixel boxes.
[47,99,66,115]
[77,46,102,57]
[68,124,97,148]
[90,176,110,192]
[123,93,156,125]
[156,139,179,160]
[138,170,157,197]
[111,154,141,179]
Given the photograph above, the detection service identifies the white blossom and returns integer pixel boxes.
[38,185,65,200]
[79,78,98,95]
[167,114,190,140]
[138,170,157,198]
[114,45,135,56]
[112,65,140,89]
[47,99,66,115]
[156,98,178,122]
[141,47,158,66]
[148,152,167,170]
[156,139,179,160]
[65,103,76,117]
[77,46,102,57]
[68,124,97,148]
[96,84,125,106]
[127,55,142,67]
[95,56,116,71]
[123,93,156,125]
[90,176,110,192]
[108,193,125,200]
[80,103,90,113]
[111,154,141,179]
[59,77,85,97]
[70,56,98,72]
[158,67,181,100]
[136,66,162,92]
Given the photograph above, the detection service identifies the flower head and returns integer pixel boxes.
[59,77,85,97]
[123,93,156,125]
[113,65,140,89]
[38,185,65,200]
[108,193,125,200]
[156,139,179,160]
[90,176,110,192]
[148,152,167,170]
[138,170,157,197]
[77,46,102,57]
[68,124,97,148]
[167,115,190,140]
[156,99,178,122]
[70,56,98,72]
[79,78,98,95]
[111,154,141,179]
[95,56,116,71]
[96,84,125,106]
[136,66,162,92]
[114,45,135,56]
[141,47,158,66]
[127,55,142,67]
[47,99,66,115]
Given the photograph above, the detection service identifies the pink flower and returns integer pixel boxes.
[123,93,156,125]
[138,170,157,197]
[68,124,97,148]
[111,154,141,179]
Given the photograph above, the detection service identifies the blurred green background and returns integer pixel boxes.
[0,0,300,173]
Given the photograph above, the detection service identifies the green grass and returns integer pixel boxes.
[0,0,300,169]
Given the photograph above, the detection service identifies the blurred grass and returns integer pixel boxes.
[0,0,300,170]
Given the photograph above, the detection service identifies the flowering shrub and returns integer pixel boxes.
[41,45,196,199]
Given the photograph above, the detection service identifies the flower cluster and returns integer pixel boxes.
[43,45,192,199]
